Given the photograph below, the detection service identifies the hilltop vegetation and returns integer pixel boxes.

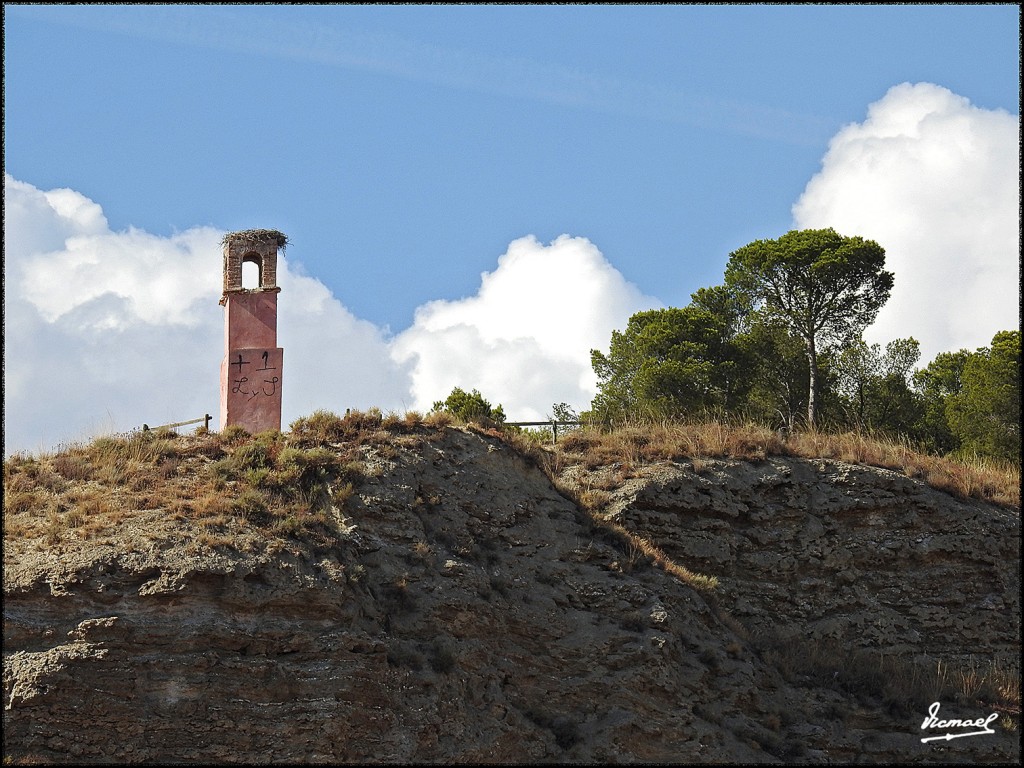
[587,228,1020,464]
[4,408,1018,559]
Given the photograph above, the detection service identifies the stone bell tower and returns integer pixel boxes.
[219,229,286,433]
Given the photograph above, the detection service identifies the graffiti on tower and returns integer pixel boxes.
[219,229,287,433]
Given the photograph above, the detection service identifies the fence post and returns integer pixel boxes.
[204,414,212,430]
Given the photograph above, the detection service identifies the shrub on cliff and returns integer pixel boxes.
[431,387,506,427]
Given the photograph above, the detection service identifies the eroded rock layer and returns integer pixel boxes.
[3,428,1019,763]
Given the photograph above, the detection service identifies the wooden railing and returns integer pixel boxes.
[141,414,212,433]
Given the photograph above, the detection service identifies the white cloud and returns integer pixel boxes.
[19,226,221,328]
[792,82,1020,364]
[276,268,412,420]
[391,234,661,421]
[3,175,407,455]
[4,179,656,455]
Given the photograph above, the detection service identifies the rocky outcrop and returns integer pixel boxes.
[564,456,1021,665]
[3,427,1020,763]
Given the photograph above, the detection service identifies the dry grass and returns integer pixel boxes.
[542,420,1019,509]
[288,407,440,448]
[556,487,720,592]
[615,524,719,592]
[2,409,455,553]
[5,413,1017,563]
[422,410,455,429]
[935,657,1022,716]
[754,631,1021,722]
[1,417,390,553]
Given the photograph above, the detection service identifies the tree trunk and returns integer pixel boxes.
[806,336,819,430]
[857,380,866,429]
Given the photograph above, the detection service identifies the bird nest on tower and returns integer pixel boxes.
[221,229,288,249]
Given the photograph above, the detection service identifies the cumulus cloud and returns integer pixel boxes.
[391,234,661,421]
[4,178,656,454]
[3,175,407,454]
[276,269,411,421]
[792,82,1020,364]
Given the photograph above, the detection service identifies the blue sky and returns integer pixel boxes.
[3,4,1020,454]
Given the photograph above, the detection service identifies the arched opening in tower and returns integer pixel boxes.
[241,256,261,289]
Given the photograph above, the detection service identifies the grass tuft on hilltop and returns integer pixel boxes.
[5,413,1018,557]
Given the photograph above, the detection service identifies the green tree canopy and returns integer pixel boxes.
[945,330,1021,462]
[835,337,923,436]
[912,348,971,454]
[724,228,893,429]
[431,387,506,425]
[735,317,811,429]
[589,305,741,422]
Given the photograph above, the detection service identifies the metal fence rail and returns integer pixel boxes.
[505,420,581,445]
[135,415,576,441]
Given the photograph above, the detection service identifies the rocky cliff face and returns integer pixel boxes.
[569,456,1021,665]
[3,426,1020,763]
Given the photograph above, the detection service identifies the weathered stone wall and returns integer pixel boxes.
[222,240,279,294]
